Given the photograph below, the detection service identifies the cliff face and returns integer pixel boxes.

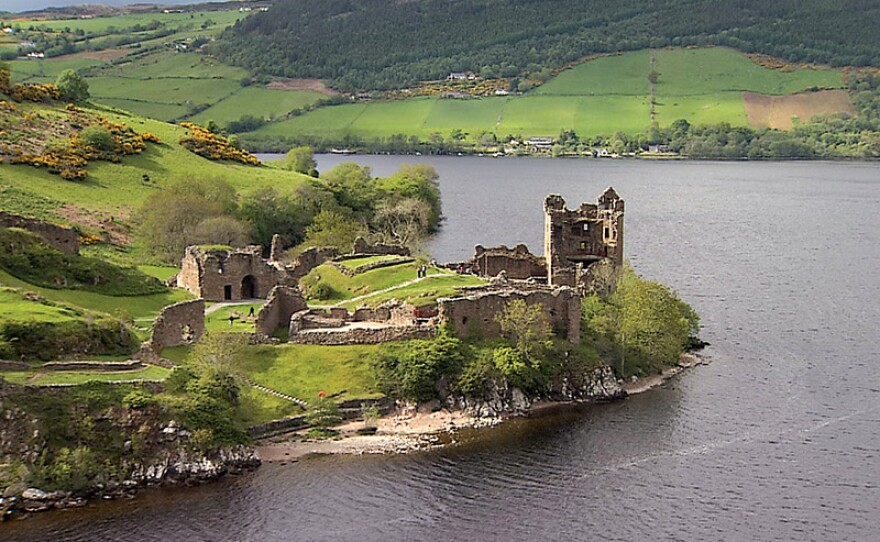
[442,365,624,418]
[0,381,259,520]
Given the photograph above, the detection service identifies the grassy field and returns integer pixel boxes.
[0,287,84,324]
[0,365,171,386]
[250,47,847,140]
[187,85,324,126]
[0,268,190,325]
[238,343,381,401]
[301,260,451,301]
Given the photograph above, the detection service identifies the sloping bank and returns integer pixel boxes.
[0,380,259,520]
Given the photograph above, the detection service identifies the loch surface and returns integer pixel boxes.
[6,157,880,542]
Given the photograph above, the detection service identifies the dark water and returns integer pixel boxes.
[6,157,880,541]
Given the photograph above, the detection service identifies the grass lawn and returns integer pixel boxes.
[205,302,263,333]
[338,273,485,310]
[137,265,179,281]
[0,268,191,323]
[237,386,304,425]
[237,343,382,401]
[300,261,449,302]
[93,98,191,122]
[0,364,171,386]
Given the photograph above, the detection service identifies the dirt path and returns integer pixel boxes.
[205,299,262,315]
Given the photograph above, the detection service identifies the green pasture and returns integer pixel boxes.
[654,92,749,127]
[653,47,844,96]
[188,86,324,126]
[535,50,650,96]
[8,58,103,82]
[104,52,249,80]
[94,98,190,121]
[87,76,242,106]
[250,47,846,141]
[13,10,243,36]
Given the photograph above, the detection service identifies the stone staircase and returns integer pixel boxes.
[244,379,308,409]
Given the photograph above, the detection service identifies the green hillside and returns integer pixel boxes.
[212,0,880,91]
[245,48,845,141]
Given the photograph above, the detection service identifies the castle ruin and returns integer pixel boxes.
[470,188,624,295]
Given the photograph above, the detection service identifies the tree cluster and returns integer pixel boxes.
[134,160,443,263]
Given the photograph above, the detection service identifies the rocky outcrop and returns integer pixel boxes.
[442,364,624,418]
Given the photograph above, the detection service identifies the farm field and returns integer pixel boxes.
[249,47,850,141]
[4,9,322,126]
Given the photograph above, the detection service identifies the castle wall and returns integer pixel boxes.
[254,286,308,337]
[148,299,205,350]
[472,244,546,279]
[0,212,79,254]
[438,287,581,343]
[177,246,290,301]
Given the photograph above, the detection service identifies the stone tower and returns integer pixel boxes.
[543,188,624,292]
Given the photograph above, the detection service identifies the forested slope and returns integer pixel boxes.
[213,0,880,90]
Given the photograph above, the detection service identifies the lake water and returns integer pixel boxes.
[6,157,880,541]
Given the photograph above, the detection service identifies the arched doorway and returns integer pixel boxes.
[241,275,258,299]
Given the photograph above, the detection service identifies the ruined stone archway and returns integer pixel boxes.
[241,275,258,299]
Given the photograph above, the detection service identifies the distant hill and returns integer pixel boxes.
[212,0,880,91]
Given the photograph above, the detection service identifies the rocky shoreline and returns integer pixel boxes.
[1,443,260,521]
[258,354,708,461]
[2,355,706,520]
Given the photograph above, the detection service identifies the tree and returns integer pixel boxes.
[300,209,366,250]
[191,216,251,247]
[372,197,431,251]
[134,177,239,262]
[284,145,317,175]
[55,69,89,102]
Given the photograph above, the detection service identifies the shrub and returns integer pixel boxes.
[306,392,343,429]
[370,334,468,402]
[123,389,156,410]
[80,125,114,151]
[310,282,337,301]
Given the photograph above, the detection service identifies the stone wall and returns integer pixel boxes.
[438,286,581,343]
[148,299,205,351]
[351,236,410,256]
[0,212,79,254]
[254,286,308,337]
[285,246,340,282]
[289,324,435,345]
[472,243,546,279]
